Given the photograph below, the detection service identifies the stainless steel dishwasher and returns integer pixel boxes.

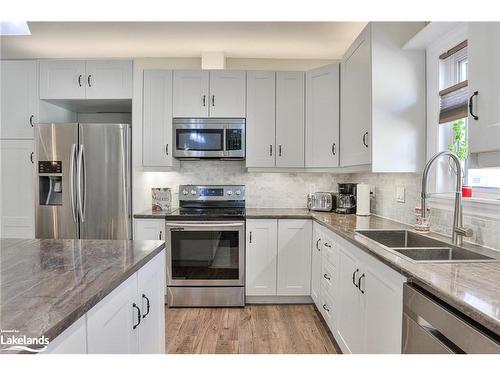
[402,284,500,353]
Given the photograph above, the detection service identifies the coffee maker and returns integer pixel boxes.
[335,183,357,214]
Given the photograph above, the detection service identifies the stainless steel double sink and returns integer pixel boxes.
[355,230,497,263]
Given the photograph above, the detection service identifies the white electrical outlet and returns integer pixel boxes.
[396,186,405,203]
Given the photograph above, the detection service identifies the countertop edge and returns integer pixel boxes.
[43,242,165,348]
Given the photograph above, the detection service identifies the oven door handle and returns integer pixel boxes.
[166,222,244,228]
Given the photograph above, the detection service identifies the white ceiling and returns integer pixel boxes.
[0,22,367,60]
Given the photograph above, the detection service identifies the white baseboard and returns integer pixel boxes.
[246,295,313,304]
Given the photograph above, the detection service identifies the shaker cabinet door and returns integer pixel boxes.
[246,71,276,168]
[143,70,174,167]
[39,60,86,99]
[85,60,132,99]
[208,70,246,117]
[173,70,209,117]
[0,60,38,139]
[134,219,165,241]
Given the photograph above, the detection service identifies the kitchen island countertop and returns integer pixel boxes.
[0,239,165,353]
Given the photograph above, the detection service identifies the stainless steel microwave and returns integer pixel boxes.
[173,118,245,159]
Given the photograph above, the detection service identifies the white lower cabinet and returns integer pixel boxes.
[310,223,323,305]
[246,219,278,296]
[134,218,165,241]
[46,250,165,354]
[277,220,312,295]
[245,219,312,297]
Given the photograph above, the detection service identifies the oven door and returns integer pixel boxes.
[166,221,245,286]
[173,124,225,158]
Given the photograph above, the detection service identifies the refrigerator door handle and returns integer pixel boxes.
[77,144,87,223]
[69,143,77,223]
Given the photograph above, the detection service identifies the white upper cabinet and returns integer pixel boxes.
[245,219,278,296]
[0,140,35,239]
[40,60,132,100]
[142,70,175,167]
[39,60,86,99]
[173,70,209,117]
[305,63,340,168]
[246,71,276,168]
[172,70,245,118]
[0,60,38,139]
[85,60,132,99]
[341,28,372,167]
[340,22,426,172]
[209,70,246,117]
[276,219,312,295]
[276,71,305,168]
[468,22,500,153]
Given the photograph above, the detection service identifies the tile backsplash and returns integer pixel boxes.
[135,161,500,250]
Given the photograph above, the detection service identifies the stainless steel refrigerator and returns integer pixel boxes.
[34,123,131,240]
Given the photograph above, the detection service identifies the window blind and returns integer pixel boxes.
[439,80,468,124]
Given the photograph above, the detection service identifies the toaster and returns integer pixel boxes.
[307,192,336,212]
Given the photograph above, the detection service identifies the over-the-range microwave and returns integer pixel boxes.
[173,118,245,159]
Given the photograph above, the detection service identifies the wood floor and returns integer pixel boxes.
[165,304,337,354]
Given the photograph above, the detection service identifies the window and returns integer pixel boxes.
[438,42,500,197]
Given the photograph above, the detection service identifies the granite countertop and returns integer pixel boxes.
[246,208,500,337]
[0,239,165,353]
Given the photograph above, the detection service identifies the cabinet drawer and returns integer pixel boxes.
[321,234,339,267]
[321,259,336,299]
[319,287,335,330]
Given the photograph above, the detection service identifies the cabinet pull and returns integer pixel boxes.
[249,231,252,243]
[352,268,359,287]
[362,132,369,148]
[30,152,34,164]
[278,145,282,157]
[165,144,169,155]
[142,294,151,318]
[324,242,332,248]
[322,304,330,312]
[29,115,34,127]
[87,75,92,87]
[469,91,479,120]
[132,303,141,329]
[358,274,365,294]
[78,74,83,87]
[159,230,162,240]
[202,95,206,107]
[316,238,321,251]
[269,145,273,156]
[323,273,331,281]
[211,95,215,106]
[332,142,336,156]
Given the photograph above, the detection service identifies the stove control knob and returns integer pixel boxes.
[227,190,233,196]
[235,190,241,196]
[190,190,197,195]
[182,189,188,196]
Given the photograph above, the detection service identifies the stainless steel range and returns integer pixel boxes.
[165,185,245,307]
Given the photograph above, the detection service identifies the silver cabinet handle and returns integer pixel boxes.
[352,268,359,287]
[77,144,87,223]
[202,95,206,107]
[211,95,215,106]
[69,144,77,223]
[159,230,162,240]
[165,144,169,155]
[269,145,273,156]
[332,142,336,156]
[323,273,331,281]
[278,145,282,157]
[249,231,252,243]
[87,75,92,87]
[322,304,330,312]
[316,238,321,251]
[324,242,332,248]
[78,74,82,87]
[29,115,34,127]
[30,151,34,164]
